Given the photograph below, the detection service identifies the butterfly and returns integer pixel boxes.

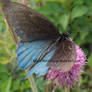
[1,0,76,77]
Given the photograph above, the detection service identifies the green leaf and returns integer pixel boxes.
[1,77,12,92]
[60,13,70,30]
[71,5,88,20]
[88,53,92,71]
[5,77,12,92]
[87,6,92,16]
[0,64,8,73]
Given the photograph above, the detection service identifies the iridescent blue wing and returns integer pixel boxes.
[16,40,56,77]
[27,48,56,77]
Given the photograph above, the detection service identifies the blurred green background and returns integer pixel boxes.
[0,0,92,92]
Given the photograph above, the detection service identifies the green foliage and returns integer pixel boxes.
[0,0,92,92]
[71,5,88,20]
[60,13,70,30]
[88,53,92,71]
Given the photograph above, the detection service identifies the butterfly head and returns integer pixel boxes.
[59,32,70,42]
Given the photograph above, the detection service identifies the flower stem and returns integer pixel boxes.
[26,69,38,92]
[28,75,38,92]
[65,86,70,92]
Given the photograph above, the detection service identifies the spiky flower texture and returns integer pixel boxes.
[47,45,86,88]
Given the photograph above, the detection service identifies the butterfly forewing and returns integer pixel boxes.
[4,2,60,41]
[47,39,76,72]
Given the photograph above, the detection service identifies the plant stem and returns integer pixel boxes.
[28,74,38,92]
[65,86,70,92]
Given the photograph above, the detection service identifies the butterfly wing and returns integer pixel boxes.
[27,47,56,77]
[4,2,60,41]
[16,40,57,77]
[16,40,51,69]
[47,38,76,72]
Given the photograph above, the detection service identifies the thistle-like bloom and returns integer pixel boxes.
[47,45,86,88]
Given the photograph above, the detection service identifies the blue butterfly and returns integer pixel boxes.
[1,0,76,77]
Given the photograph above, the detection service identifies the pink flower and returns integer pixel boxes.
[46,45,86,88]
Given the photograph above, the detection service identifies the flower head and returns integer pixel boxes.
[46,45,86,88]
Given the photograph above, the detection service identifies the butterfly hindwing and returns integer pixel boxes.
[16,40,52,68]
[27,48,56,77]
[16,40,56,77]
